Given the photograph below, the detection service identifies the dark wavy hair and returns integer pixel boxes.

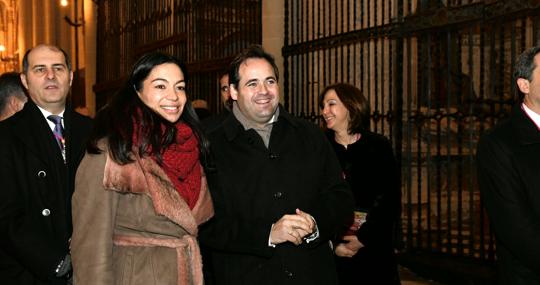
[318,83,370,134]
[87,52,210,168]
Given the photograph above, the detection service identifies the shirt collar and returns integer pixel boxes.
[522,102,540,130]
[36,105,65,118]
[37,105,65,130]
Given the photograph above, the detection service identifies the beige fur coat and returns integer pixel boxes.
[71,142,213,285]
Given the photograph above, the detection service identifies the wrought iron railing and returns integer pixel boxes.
[282,0,540,269]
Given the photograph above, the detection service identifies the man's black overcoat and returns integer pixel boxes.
[477,104,540,285]
[0,100,92,284]
[200,106,354,285]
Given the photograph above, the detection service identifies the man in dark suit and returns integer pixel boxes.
[477,46,540,285]
[0,44,92,284]
[199,45,353,285]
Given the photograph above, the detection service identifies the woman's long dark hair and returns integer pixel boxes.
[87,52,210,168]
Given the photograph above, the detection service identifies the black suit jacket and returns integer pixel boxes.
[0,100,92,284]
[477,104,540,285]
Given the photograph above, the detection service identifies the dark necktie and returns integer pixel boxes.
[47,115,66,161]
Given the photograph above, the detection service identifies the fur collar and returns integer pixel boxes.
[102,152,213,236]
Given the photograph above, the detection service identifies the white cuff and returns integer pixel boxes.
[268,223,276,247]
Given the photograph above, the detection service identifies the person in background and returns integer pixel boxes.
[319,83,401,285]
[0,71,27,121]
[70,52,213,284]
[201,71,233,132]
[193,98,212,120]
[199,45,353,285]
[0,44,93,284]
[218,71,232,112]
[477,46,540,285]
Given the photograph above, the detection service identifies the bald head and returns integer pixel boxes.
[22,44,72,74]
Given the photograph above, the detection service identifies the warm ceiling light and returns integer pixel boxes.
[60,0,68,7]
[0,45,6,52]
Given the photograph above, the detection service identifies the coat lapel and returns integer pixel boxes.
[103,153,212,235]
[13,101,65,167]
[11,101,67,207]
[64,108,88,168]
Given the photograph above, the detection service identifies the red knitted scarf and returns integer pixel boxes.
[134,120,201,209]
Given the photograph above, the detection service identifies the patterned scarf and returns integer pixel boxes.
[134,120,201,209]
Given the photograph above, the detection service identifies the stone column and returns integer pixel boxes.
[83,0,96,116]
[262,0,284,103]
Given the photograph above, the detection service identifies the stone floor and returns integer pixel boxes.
[399,266,444,285]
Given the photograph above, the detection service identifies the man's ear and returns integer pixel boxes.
[9,96,25,112]
[20,73,28,90]
[69,71,74,86]
[230,84,238,101]
[517,78,530,95]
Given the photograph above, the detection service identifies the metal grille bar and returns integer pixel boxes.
[95,0,261,112]
[283,0,540,263]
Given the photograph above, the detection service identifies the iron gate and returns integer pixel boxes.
[95,0,261,111]
[282,0,540,272]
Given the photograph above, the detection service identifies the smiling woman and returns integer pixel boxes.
[70,52,214,285]
[135,62,187,123]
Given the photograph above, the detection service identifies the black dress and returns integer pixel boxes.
[327,130,401,285]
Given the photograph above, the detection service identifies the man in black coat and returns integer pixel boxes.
[477,46,540,285]
[0,44,92,284]
[199,45,354,285]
